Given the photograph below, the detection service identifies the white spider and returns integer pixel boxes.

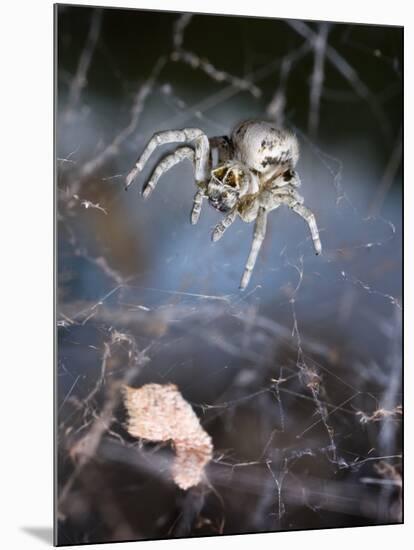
[126,120,322,290]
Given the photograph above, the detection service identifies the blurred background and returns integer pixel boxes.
[56,4,402,545]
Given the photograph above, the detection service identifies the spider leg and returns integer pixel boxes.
[240,207,268,290]
[142,146,195,199]
[209,136,233,165]
[272,193,322,255]
[291,203,322,255]
[126,128,210,189]
[191,189,205,225]
[191,136,233,224]
[211,209,237,242]
[291,170,301,187]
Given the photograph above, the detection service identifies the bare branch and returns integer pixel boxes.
[308,23,330,139]
[64,9,103,121]
[80,57,166,179]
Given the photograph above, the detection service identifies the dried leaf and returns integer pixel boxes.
[123,383,213,490]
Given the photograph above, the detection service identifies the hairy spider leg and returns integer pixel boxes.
[273,194,322,255]
[240,207,268,290]
[143,146,196,199]
[211,209,238,241]
[125,128,210,193]
[190,188,205,225]
[191,135,234,225]
[292,203,322,255]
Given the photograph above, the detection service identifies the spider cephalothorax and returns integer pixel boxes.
[207,161,257,213]
[126,120,321,289]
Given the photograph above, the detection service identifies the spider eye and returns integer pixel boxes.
[226,168,244,188]
[283,169,294,182]
[214,167,226,180]
[225,172,237,187]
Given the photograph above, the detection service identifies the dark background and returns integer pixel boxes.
[56,4,402,545]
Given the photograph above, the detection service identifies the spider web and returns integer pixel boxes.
[56,6,402,544]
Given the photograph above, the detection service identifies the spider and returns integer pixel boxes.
[126,120,322,290]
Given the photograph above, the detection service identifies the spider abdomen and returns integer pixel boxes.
[232,120,299,175]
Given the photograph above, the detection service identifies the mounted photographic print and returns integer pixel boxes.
[55,3,403,546]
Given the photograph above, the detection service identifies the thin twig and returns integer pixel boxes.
[64,9,103,121]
